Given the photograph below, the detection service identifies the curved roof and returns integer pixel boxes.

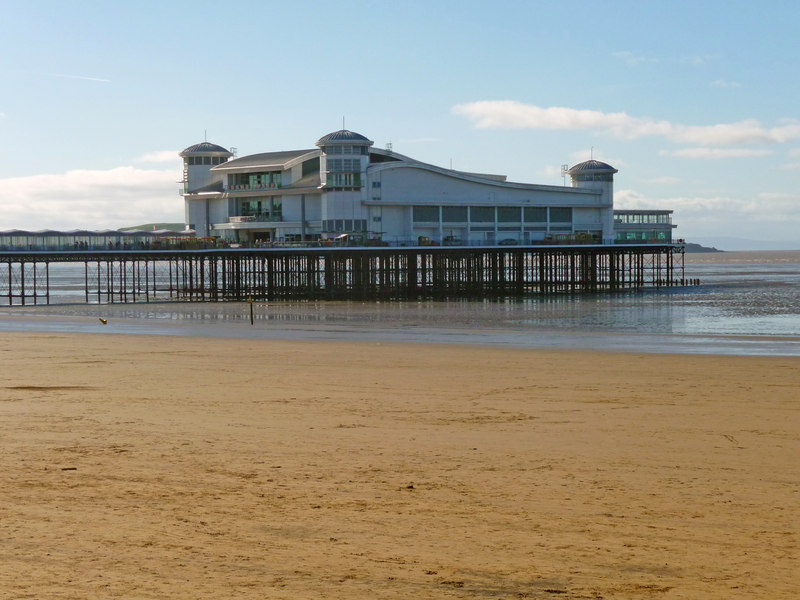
[567,160,618,175]
[180,142,232,156]
[212,149,317,171]
[315,129,374,146]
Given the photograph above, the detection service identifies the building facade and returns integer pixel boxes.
[614,210,676,243]
[181,130,668,246]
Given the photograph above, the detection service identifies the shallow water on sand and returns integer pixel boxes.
[1,251,799,356]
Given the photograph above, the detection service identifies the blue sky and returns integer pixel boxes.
[1,0,798,249]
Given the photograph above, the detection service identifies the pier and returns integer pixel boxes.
[0,245,684,305]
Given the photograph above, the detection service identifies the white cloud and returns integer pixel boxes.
[615,189,729,213]
[452,101,800,146]
[136,150,182,163]
[0,166,183,230]
[615,189,800,228]
[744,192,800,221]
[662,148,773,159]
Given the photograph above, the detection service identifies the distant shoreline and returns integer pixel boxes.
[684,241,722,253]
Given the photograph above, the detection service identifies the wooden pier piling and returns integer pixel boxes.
[1,245,685,305]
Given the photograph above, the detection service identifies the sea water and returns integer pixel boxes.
[1,250,798,356]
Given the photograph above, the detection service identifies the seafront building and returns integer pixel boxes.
[0,129,676,251]
[181,129,675,247]
[1,130,683,303]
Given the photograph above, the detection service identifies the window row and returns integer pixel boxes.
[238,199,282,218]
[413,206,572,223]
[327,158,361,172]
[572,173,613,182]
[228,171,282,189]
[615,214,672,224]
[323,145,369,155]
[615,230,671,242]
[187,156,228,165]
[326,173,362,187]
[323,219,368,233]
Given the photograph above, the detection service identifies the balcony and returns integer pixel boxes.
[228,214,282,224]
[227,183,282,192]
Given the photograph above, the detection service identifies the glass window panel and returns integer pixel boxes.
[524,207,547,222]
[550,207,572,223]
[498,207,520,222]
[413,206,439,222]
[442,206,468,222]
[470,206,494,222]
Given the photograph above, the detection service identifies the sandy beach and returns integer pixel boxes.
[1,332,798,598]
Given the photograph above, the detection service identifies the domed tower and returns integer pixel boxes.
[315,130,374,189]
[179,142,233,194]
[567,159,618,244]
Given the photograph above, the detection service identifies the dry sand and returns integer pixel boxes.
[1,332,798,599]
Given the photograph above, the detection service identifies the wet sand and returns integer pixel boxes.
[1,332,798,598]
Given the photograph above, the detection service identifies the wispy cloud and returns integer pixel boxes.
[398,137,441,144]
[452,101,800,146]
[781,149,800,170]
[711,79,741,89]
[0,167,181,230]
[540,165,567,179]
[662,148,773,159]
[681,54,721,66]
[136,150,181,163]
[568,149,624,167]
[612,51,658,66]
[51,73,112,83]
[639,176,681,185]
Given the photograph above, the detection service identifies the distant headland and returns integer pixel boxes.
[684,242,722,253]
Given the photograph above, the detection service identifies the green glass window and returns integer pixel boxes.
[470,206,494,222]
[498,207,520,222]
[442,206,468,222]
[524,207,547,222]
[413,206,439,222]
[550,207,572,223]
